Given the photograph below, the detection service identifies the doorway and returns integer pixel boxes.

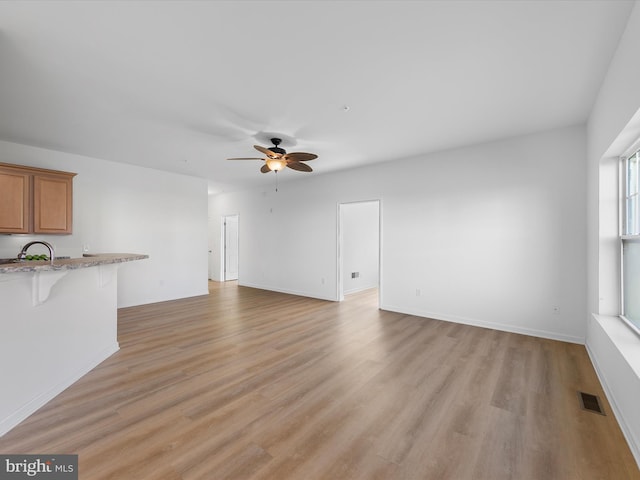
[222,214,239,281]
[338,200,381,302]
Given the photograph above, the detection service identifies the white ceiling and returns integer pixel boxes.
[0,1,634,194]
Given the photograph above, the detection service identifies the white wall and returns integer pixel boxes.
[209,125,587,343]
[586,1,640,466]
[341,201,379,295]
[0,140,209,307]
[209,182,341,299]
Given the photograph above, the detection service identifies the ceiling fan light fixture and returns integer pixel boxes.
[228,137,317,176]
[266,158,287,171]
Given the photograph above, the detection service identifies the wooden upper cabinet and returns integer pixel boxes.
[33,173,74,233]
[0,166,30,234]
[0,163,76,235]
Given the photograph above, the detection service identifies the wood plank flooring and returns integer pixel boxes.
[1,282,638,479]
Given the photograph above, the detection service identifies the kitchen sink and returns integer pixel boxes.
[0,256,71,265]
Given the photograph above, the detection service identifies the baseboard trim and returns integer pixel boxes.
[344,285,378,295]
[239,282,337,302]
[0,342,120,437]
[379,303,584,345]
[119,289,210,308]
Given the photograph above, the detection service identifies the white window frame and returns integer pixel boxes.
[620,140,640,334]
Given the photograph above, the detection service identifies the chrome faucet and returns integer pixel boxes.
[17,241,56,263]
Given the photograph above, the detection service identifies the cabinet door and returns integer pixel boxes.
[0,168,30,234]
[33,174,73,234]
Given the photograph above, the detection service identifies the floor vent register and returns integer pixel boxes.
[578,391,606,416]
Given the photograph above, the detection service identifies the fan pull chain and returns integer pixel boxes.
[275,170,278,192]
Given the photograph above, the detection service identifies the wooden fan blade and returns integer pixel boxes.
[227,157,264,160]
[254,145,280,158]
[260,164,271,173]
[287,161,313,172]
[283,152,317,162]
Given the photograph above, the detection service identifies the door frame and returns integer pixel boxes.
[337,199,382,303]
[221,214,239,281]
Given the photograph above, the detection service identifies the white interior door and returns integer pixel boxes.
[224,214,239,281]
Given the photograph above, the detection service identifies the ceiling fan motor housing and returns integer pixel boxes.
[270,138,286,155]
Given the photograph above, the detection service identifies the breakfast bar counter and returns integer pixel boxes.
[0,252,147,436]
[0,253,148,274]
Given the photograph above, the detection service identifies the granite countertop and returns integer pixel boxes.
[0,253,148,274]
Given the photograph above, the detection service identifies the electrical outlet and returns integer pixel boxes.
[416,289,421,297]
[552,305,560,315]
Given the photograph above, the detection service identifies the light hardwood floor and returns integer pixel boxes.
[1,282,638,479]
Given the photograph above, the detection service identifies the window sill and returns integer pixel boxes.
[620,315,640,338]
[591,314,640,379]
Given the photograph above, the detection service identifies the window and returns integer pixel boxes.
[625,151,639,235]
[622,149,640,330]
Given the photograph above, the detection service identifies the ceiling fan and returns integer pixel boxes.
[227,138,318,173]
